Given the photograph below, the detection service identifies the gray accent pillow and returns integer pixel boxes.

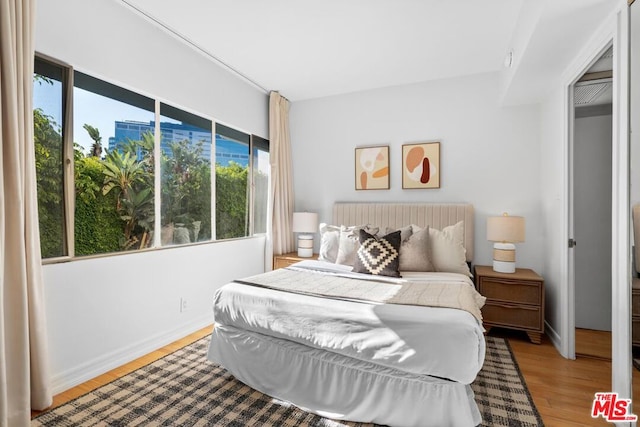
[353,229,401,277]
[399,225,434,272]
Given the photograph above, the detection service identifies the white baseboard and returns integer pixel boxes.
[51,315,213,394]
[544,320,569,358]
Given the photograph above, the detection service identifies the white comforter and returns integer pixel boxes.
[212,260,486,384]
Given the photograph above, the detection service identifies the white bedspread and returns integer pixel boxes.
[212,261,486,384]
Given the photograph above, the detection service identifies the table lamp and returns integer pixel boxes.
[292,212,319,257]
[487,213,525,273]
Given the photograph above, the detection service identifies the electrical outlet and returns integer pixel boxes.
[180,297,188,312]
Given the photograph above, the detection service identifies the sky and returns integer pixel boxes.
[34,79,157,154]
[33,78,62,133]
[73,87,156,154]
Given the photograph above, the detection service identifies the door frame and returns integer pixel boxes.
[562,2,630,404]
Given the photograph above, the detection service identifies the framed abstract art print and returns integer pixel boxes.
[402,141,440,189]
[355,145,390,190]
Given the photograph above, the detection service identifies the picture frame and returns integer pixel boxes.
[402,141,440,189]
[355,145,390,190]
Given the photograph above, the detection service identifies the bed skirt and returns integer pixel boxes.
[207,324,482,427]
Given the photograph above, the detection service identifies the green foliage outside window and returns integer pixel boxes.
[34,110,252,257]
[216,162,248,240]
[74,155,123,255]
[34,108,65,258]
[102,136,155,250]
[161,139,211,243]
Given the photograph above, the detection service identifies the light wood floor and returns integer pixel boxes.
[33,326,640,426]
[576,328,612,360]
[31,325,213,418]
[496,329,621,427]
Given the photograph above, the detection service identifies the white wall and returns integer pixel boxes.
[35,0,269,393]
[574,113,612,331]
[36,0,268,137]
[538,90,565,342]
[290,72,542,271]
[43,238,264,393]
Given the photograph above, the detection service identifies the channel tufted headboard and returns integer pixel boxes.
[332,202,474,262]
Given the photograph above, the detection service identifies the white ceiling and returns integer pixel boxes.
[121,0,617,103]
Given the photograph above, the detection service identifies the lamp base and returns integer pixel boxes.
[297,234,314,258]
[492,242,516,273]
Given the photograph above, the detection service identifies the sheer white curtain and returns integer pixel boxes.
[0,1,53,425]
[267,91,294,268]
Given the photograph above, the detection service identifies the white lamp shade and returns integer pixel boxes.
[292,212,318,258]
[487,214,525,243]
[487,214,524,274]
[292,212,319,233]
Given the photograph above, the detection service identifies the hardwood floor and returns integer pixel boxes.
[505,328,640,426]
[33,326,638,426]
[501,329,616,427]
[575,328,612,360]
[30,325,213,418]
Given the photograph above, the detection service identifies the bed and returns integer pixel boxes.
[207,203,486,427]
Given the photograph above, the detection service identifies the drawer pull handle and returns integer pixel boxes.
[484,279,536,286]
[490,303,538,311]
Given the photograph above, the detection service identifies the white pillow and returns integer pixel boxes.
[318,223,341,263]
[427,221,471,277]
[335,224,379,266]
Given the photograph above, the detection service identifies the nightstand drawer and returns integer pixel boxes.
[474,265,544,343]
[633,318,640,345]
[634,293,640,317]
[633,284,640,316]
[480,278,541,306]
[482,302,541,330]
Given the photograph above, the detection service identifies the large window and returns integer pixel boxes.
[33,56,268,260]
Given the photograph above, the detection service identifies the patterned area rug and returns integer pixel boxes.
[32,336,543,427]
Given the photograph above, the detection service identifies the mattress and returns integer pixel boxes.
[212,261,486,384]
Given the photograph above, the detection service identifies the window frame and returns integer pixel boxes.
[34,54,269,264]
[34,54,74,262]
[250,134,270,236]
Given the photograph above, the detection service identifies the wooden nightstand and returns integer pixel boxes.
[633,279,640,347]
[474,265,545,344]
[273,252,318,270]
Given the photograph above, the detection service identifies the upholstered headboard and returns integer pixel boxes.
[332,202,474,262]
